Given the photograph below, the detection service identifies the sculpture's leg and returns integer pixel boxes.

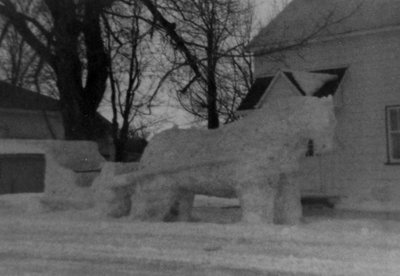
[162,189,195,222]
[130,175,178,221]
[237,176,278,224]
[176,191,195,221]
[274,173,302,225]
[106,185,132,218]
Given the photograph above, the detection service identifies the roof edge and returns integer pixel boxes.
[248,23,400,55]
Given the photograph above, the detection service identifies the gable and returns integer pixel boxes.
[257,72,302,108]
[248,0,400,52]
[238,68,347,111]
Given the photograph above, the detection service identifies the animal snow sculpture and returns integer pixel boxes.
[113,96,336,224]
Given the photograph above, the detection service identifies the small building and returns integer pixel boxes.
[242,0,400,212]
[0,81,112,194]
[0,81,64,139]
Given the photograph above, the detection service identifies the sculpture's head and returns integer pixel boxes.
[301,95,337,154]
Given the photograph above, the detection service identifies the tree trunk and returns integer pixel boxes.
[57,75,87,140]
[206,17,219,129]
[114,132,129,162]
[80,0,109,140]
[54,34,98,140]
[207,69,219,129]
[50,1,108,140]
[50,1,86,139]
[113,121,130,162]
[114,139,128,162]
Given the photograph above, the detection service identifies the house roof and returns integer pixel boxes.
[0,81,60,111]
[237,68,346,111]
[248,0,400,52]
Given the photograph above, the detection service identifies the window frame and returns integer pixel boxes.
[386,105,400,164]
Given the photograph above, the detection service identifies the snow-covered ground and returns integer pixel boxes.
[2,193,400,275]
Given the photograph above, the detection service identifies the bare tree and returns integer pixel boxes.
[0,0,202,148]
[104,1,165,161]
[0,26,36,86]
[146,0,254,129]
[0,0,214,140]
[0,0,111,140]
[0,0,55,94]
[139,0,364,127]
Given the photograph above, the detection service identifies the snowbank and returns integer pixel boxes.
[2,194,400,275]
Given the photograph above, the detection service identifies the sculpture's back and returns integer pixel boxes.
[140,96,336,175]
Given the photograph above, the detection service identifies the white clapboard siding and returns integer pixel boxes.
[254,28,400,210]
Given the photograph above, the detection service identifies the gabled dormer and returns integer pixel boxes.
[237,68,347,114]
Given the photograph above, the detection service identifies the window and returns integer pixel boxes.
[386,106,400,163]
[306,139,314,157]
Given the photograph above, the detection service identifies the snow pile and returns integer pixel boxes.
[0,139,105,210]
[103,96,336,224]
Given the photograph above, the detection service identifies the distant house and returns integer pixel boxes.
[242,0,400,212]
[0,81,64,139]
[0,81,113,194]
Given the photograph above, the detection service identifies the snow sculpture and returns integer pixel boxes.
[104,96,336,224]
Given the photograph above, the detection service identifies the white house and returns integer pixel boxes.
[241,0,400,212]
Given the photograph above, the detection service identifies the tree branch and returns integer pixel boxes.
[0,0,55,69]
[139,0,205,86]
